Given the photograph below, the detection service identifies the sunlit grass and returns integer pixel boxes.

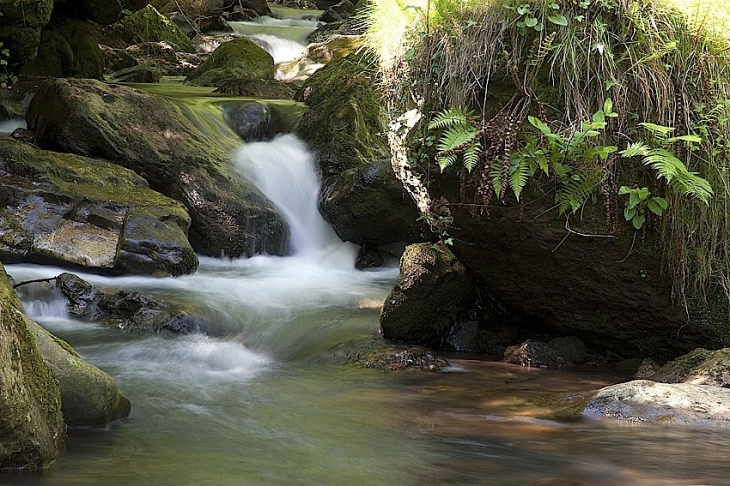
[667,0,730,38]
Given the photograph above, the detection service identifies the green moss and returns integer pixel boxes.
[185,38,275,87]
[101,5,193,52]
[295,52,389,176]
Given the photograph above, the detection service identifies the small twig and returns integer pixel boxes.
[13,276,58,289]
[553,217,618,253]
[615,230,637,263]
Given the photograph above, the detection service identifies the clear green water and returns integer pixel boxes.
[6,260,730,486]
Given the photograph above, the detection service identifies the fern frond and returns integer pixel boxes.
[437,154,458,172]
[436,126,479,154]
[490,163,503,199]
[620,141,651,158]
[428,107,477,130]
[462,143,481,173]
[509,158,531,202]
[556,172,599,215]
[642,148,713,203]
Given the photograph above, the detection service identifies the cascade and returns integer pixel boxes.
[235,133,359,268]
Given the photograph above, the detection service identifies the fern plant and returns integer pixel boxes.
[619,123,713,204]
[427,107,482,173]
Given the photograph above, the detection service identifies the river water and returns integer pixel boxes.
[5,7,730,486]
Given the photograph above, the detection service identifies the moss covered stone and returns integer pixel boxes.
[380,243,475,348]
[0,0,53,69]
[25,319,132,428]
[185,37,275,87]
[0,263,64,470]
[0,138,198,276]
[101,5,194,52]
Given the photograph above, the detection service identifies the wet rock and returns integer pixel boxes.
[651,348,730,387]
[503,336,588,368]
[124,42,204,77]
[0,263,64,470]
[222,0,272,17]
[583,380,730,425]
[110,62,163,83]
[57,273,211,334]
[101,45,139,74]
[26,318,131,428]
[295,54,426,246]
[0,138,198,276]
[215,79,297,99]
[224,101,273,142]
[185,37,275,87]
[26,78,287,258]
[277,34,364,83]
[355,246,384,269]
[634,358,660,379]
[380,243,475,348]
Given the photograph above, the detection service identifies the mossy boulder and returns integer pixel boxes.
[109,62,163,83]
[320,336,450,371]
[295,54,424,246]
[101,5,194,52]
[380,243,475,348]
[26,78,287,258]
[0,138,198,276]
[52,0,149,25]
[25,318,131,428]
[0,0,54,69]
[651,348,730,387]
[185,37,275,87]
[0,263,64,469]
[19,18,104,79]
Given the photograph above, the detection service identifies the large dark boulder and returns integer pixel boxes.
[0,138,198,276]
[295,54,425,245]
[19,18,104,79]
[0,263,64,470]
[26,78,287,258]
[185,37,275,87]
[52,0,149,25]
[380,243,475,348]
[57,272,212,334]
[25,318,131,428]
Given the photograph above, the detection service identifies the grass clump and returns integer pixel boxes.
[365,0,730,308]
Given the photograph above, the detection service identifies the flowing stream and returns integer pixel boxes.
[5,9,730,486]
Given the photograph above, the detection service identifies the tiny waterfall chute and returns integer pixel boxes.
[234,133,358,267]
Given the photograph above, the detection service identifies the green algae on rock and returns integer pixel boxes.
[185,37,275,87]
[101,5,194,52]
[0,263,64,470]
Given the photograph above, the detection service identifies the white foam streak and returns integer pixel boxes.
[249,33,306,64]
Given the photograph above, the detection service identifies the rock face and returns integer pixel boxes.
[57,273,212,334]
[380,243,475,348]
[583,380,730,425]
[0,263,65,469]
[185,37,275,87]
[295,54,425,246]
[0,138,198,276]
[26,78,287,258]
[434,182,730,360]
[25,319,132,428]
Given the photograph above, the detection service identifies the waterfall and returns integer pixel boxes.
[234,133,359,268]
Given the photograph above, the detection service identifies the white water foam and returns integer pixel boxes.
[249,33,306,64]
[235,134,359,268]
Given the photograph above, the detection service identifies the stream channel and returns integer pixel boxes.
[5,6,730,486]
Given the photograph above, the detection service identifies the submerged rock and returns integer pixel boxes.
[0,138,198,276]
[0,263,64,470]
[26,318,132,428]
[26,78,287,258]
[57,273,212,334]
[321,336,450,371]
[583,380,730,426]
[109,62,164,83]
[504,337,587,368]
[380,243,475,348]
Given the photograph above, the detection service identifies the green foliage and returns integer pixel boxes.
[428,107,482,172]
[618,186,668,230]
[0,13,17,88]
